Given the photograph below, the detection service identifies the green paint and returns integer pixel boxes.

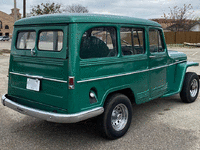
[6,14,198,115]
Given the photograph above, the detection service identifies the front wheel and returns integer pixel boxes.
[100,94,132,139]
[180,72,199,103]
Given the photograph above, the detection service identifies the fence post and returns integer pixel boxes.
[175,32,176,44]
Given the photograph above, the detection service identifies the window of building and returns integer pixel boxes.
[149,29,164,53]
[80,27,117,59]
[5,25,9,29]
[0,21,2,29]
[5,33,9,37]
[120,28,145,55]
[0,33,2,36]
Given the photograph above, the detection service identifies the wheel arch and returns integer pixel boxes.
[178,62,199,92]
[162,61,199,98]
[101,86,136,107]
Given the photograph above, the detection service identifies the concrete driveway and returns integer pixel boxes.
[0,42,200,150]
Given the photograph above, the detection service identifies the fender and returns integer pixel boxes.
[162,61,199,97]
[100,84,134,106]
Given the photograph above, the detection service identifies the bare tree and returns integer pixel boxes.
[163,4,196,31]
[64,4,89,13]
[30,3,62,16]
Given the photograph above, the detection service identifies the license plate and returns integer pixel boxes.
[26,78,40,91]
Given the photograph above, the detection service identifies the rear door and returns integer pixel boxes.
[8,25,69,109]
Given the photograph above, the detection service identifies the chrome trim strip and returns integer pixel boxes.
[77,60,187,83]
[168,60,187,66]
[77,69,148,83]
[1,94,104,123]
[1,94,6,106]
[148,65,168,71]
[10,72,68,83]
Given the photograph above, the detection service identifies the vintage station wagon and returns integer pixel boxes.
[1,14,199,139]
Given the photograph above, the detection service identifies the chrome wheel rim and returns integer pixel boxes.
[111,104,128,131]
[190,79,198,97]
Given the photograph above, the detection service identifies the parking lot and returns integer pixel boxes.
[0,41,200,150]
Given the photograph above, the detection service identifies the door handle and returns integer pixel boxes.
[31,48,36,55]
[149,55,156,58]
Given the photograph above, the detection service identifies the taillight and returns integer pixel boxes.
[68,76,75,89]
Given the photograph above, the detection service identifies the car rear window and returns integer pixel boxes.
[16,31,36,49]
[38,31,63,51]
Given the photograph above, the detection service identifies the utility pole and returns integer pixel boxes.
[23,0,26,18]
[14,0,17,22]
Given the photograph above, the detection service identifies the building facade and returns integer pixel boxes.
[151,19,174,30]
[0,8,21,38]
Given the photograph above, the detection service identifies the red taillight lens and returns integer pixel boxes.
[69,76,75,89]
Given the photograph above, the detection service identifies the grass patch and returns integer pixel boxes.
[0,49,10,55]
[167,44,200,48]
[167,44,184,47]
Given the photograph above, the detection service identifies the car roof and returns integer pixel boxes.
[15,13,161,27]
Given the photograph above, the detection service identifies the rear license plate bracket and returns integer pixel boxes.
[26,78,40,91]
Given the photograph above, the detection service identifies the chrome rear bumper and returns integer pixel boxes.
[1,94,104,123]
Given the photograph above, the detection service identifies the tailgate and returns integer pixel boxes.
[8,25,69,109]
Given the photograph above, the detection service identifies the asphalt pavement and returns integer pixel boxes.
[0,42,200,150]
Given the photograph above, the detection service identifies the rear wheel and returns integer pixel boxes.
[180,72,199,103]
[100,94,132,139]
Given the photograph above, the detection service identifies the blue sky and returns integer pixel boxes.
[0,0,199,19]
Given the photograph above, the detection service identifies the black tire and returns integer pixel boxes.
[180,72,199,103]
[100,93,132,139]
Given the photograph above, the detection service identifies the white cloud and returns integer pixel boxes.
[0,0,199,19]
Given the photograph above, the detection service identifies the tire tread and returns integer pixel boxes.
[180,72,199,103]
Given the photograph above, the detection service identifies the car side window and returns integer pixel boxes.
[120,28,145,56]
[80,27,117,59]
[149,29,164,53]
